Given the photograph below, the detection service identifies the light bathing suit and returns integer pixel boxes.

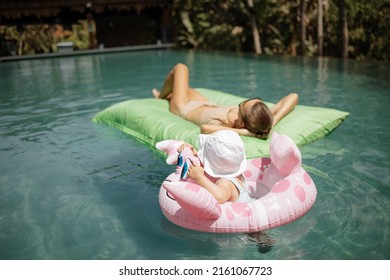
[180,100,215,118]
[180,100,236,126]
[200,106,236,125]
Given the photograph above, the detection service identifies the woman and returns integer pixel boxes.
[153,63,298,139]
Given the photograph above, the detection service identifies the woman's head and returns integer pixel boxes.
[239,98,273,139]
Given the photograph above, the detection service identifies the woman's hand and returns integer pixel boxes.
[201,124,254,137]
[235,128,256,137]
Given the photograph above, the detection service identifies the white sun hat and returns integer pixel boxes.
[197,130,247,178]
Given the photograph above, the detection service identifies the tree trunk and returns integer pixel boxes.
[339,0,348,59]
[317,0,323,56]
[247,0,262,54]
[299,0,306,56]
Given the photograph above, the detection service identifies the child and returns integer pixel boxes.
[178,130,253,204]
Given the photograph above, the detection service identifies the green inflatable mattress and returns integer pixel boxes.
[92,88,349,158]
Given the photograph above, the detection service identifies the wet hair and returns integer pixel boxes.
[242,102,273,139]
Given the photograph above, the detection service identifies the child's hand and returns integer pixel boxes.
[187,164,204,181]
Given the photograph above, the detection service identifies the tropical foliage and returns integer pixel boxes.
[172,0,389,60]
[1,1,387,60]
[0,20,90,56]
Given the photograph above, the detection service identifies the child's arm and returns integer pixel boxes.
[188,165,233,204]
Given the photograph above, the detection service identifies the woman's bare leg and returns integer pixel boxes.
[153,69,174,99]
[153,63,207,115]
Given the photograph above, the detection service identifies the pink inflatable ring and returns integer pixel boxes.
[157,132,317,233]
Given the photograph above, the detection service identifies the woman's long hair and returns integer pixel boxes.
[243,102,273,139]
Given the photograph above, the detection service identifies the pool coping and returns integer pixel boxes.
[0,43,174,62]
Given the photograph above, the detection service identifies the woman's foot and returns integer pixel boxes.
[153,88,172,99]
[152,88,161,98]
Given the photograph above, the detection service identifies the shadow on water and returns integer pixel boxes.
[246,232,275,254]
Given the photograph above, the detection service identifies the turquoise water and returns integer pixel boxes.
[0,50,389,260]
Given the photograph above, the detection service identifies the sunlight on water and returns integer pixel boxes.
[0,50,389,260]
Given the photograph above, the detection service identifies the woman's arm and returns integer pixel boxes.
[200,124,255,137]
[270,93,299,126]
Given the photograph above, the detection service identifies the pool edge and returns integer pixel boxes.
[0,43,174,63]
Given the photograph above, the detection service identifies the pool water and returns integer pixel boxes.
[0,50,389,260]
